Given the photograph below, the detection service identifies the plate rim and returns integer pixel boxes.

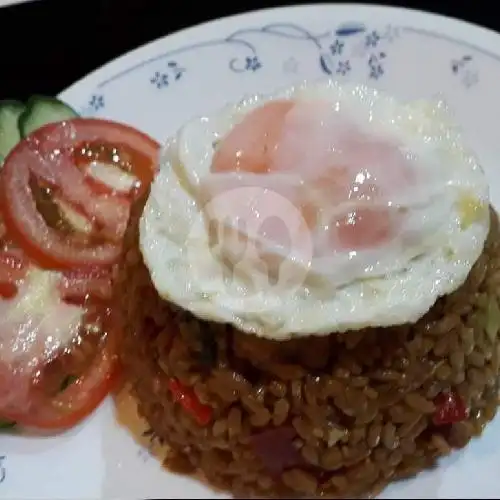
[0,0,38,8]
[58,2,500,104]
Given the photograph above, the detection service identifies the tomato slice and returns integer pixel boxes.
[61,266,115,303]
[0,291,121,430]
[70,121,159,198]
[1,118,159,270]
[1,335,119,430]
[0,248,29,298]
[74,143,153,200]
[0,236,119,430]
[1,171,123,270]
[83,166,136,200]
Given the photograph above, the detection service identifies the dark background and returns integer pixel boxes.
[0,0,497,100]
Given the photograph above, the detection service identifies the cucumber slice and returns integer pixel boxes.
[19,95,79,138]
[0,419,16,430]
[0,99,24,163]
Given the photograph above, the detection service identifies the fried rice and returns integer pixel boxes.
[117,193,500,498]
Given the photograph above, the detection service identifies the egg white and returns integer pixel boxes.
[139,79,490,339]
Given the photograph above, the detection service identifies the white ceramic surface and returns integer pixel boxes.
[0,0,37,8]
[2,4,500,499]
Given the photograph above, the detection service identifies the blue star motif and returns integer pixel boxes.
[365,30,381,48]
[150,71,169,89]
[89,94,104,111]
[150,61,186,89]
[369,65,384,79]
[368,53,386,80]
[330,39,345,55]
[245,56,262,71]
[336,60,351,76]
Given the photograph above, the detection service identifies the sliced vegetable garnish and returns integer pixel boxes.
[0,241,121,430]
[85,161,138,197]
[0,268,121,431]
[0,104,159,433]
[0,100,24,163]
[18,95,78,139]
[1,118,159,270]
[1,329,120,430]
[60,374,77,391]
[60,266,114,303]
[0,248,28,298]
[73,132,159,200]
[0,419,16,430]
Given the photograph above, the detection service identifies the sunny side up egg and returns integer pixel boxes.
[139,79,490,339]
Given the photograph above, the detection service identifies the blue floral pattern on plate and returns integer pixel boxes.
[451,55,479,88]
[0,456,5,485]
[88,94,105,112]
[150,61,186,89]
[80,20,486,115]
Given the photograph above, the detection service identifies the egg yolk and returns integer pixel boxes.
[211,99,410,253]
[212,100,294,174]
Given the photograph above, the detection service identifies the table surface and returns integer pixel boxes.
[0,0,498,99]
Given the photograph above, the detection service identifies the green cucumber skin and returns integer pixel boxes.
[0,420,16,430]
[0,99,25,163]
[18,95,79,138]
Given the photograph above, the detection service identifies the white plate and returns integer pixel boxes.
[0,0,38,8]
[2,3,500,499]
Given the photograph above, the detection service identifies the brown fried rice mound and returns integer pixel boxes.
[116,194,500,499]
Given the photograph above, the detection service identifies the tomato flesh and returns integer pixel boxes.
[1,329,120,430]
[0,242,29,298]
[0,249,28,282]
[1,180,123,270]
[74,140,155,199]
[61,266,115,303]
[0,259,120,429]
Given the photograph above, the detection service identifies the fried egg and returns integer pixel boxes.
[139,79,490,339]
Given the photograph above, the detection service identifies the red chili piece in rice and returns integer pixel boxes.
[433,391,469,426]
